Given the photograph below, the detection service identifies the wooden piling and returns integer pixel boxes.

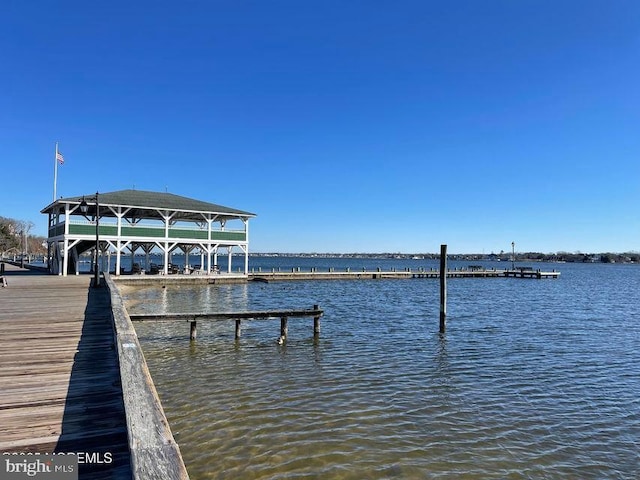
[190,321,197,341]
[440,244,447,333]
[280,316,288,339]
[235,319,241,339]
[313,304,321,335]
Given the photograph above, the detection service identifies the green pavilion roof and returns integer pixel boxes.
[41,189,256,221]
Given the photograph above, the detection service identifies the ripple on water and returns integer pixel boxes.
[128,264,640,479]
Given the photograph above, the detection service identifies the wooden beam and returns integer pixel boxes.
[130,307,324,322]
[105,274,189,480]
[440,244,447,333]
[313,304,321,336]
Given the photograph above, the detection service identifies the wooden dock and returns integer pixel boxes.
[129,306,324,342]
[247,267,560,282]
[109,266,560,286]
[105,273,189,479]
[0,264,189,480]
[0,264,132,478]
[411,267,560,279]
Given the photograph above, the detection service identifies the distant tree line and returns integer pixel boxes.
[486,251,640,264]
[253,251,640,264]
[550,252,640,264]
[0,216,47,257]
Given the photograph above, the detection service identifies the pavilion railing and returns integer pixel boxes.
[48,222,246,242]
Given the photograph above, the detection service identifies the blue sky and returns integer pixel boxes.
[2,1,638,254]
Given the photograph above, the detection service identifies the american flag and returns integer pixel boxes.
[56,151,64,165]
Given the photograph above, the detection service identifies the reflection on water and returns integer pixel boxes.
[124,262,640,479]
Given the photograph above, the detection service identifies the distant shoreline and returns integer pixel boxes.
[5,251,636,267]
[250,252,639,264]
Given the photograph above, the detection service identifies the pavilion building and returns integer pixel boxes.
[41,189,256,277]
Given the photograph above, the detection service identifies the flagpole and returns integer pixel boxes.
[53,142,59,202]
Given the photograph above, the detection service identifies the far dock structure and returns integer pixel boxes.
[246,266,560,282]
[41,189,256,278]
[106,263,560,286]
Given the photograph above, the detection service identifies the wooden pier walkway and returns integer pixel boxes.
[111,266,560,286]
[0,264,132,478]
[0,264,189,480]
[247,267,560,282]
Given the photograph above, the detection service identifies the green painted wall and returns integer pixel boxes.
[64,223,246,241]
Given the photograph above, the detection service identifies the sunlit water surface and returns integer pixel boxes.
[123,260,640,479]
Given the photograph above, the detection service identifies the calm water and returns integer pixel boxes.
[123,260,640,479]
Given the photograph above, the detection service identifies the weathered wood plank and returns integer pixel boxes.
[106,273,190,480]
[0,265,132,479]
[130,307,324,321]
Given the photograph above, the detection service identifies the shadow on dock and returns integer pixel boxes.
[54,284,132,479]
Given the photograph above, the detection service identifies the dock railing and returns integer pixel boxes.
[104,273,190,480]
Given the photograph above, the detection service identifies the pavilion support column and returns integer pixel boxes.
[116,241,122,276]
[184,245,191,272]
[62,238,69,277]
[145,246,151,271]
[62,205,70,277]
[116,207,123,276]
[164,242,169,275]
[49,242,56,275]
[243,218,249,275]
[74,248,80,275]
[57,242,63,276]
[241,246,248,275]
[46,214,52,272]
[161,210,174,275]
[206,218,213,274]
[227,247,233,273]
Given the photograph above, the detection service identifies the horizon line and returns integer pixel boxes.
[249,251,640,256]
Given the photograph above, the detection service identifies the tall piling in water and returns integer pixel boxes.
[440,244,447,333]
